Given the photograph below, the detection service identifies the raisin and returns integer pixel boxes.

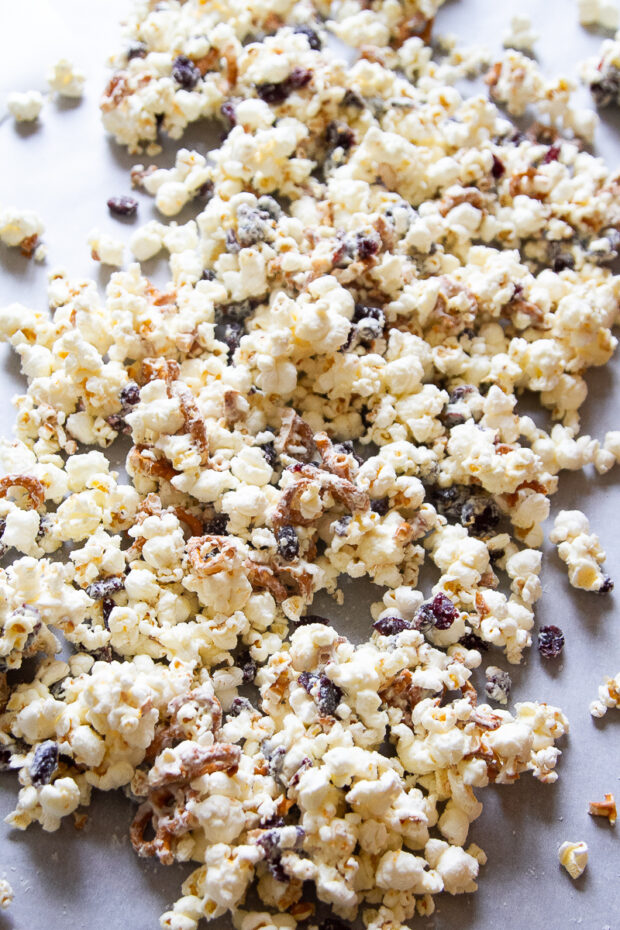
[261,441,278,469]
[293,24,322,50]
[538,625,565,658]
[201,269,216,281]
[293,614,331,626]
[204,514,228,535]
[127,42,147,61]
[430,592,459,630]
[30,740,59,787]
[373,616,412,636]
[317,675,342,716]
[221,320,245,359]
[171,55,201,90]
[325,121,355,151]
[491,155,505,178]
[371,497,390,516]
[288,67,312,89]
[237,651,257,683]
[277,525,299,561]
[257,81,291,105]
[107,195,138,217]
[120,381,140,406]
[342,89,364,108]
[86,576,125,600]
[459,632,488,652]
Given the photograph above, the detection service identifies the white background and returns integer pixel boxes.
[1,1,620,928]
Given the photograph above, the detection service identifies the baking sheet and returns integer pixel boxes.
[1,1,620,927]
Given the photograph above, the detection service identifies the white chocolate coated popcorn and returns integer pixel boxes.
[558,840,588,879]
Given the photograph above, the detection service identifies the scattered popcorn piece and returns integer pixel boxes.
[47,59,85,98]
[588,793,617,824]
[590,672,620,716]
[0,878,12,910]
[549,511,612,593]
[0,207,44,256]
[6,90,44,123]
[87,228,125,267]
[558,840,588,879]
[578,0,619,30]
[579,31,620,107]
[503,15,538,51]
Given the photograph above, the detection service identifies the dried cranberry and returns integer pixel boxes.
[127,42,147,61]
[297,671,315,694]
[201,269,216,281]
[373,616,412,636]
[257,81,291,104]
[552,254,575,273]
[204,514,228,535]
[277,525,299,561]
[591,71,620,107]
[460,498,500,536]
[356,236,379,260]
[317,675,342,716]
[459,632,488,652]
[30,740,59,787]
[325,121,355,151]
[229,697,254,716]
[430,592,459,629]
[491,155,505,179]
[370,497,390,516]
[260,441,277,469]
[293,614,331,626]
[288,67,312,90]
[538,625,565,658]
[107,195,138,217]
[171,55,201,90]
[237,651,257,683]
[220,101,236,126]
[293,24,322,50]
[86,576,125,601]
[120,381,140,406]
[102,597,115,629]
[542,144,561,164]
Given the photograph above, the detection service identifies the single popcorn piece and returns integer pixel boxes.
[578,0,619,30]
[503,15,538,51]
[579,32,620,107]
[47,58,85,98]
[0,207,44,256]
[590,671,620,716]
[588,793,617,824]
[7,90,44,122]
[558,840,588,879]
[87,228,125,267]
[549,510,612,593]
[0,878,13,910]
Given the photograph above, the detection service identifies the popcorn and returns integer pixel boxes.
[580,31,620,107]
[549,510,611,592]
[0,878,13,910]
[558,840,588,879]
[589,671,620,717]
[503,15,538,51]
[47,59,85,98]
[578,0,619,29]
[87,228,125,267]
[7,90,44,122]
[0,207,44,256]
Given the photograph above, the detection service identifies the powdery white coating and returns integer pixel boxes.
[6,90,44,122]
[558,840,588,879]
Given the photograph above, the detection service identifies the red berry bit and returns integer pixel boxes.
[107,195,138,217]
[538,625,565,658]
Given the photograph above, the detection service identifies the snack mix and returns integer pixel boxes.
[1,2,619,928]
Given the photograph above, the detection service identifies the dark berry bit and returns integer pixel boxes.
[102,597,115,629]
[597,575,614,594]
[197,179,214,201]
[277,525,299,561]
[171,55,201,90]
[317,674,342,716]
[30,740,59,787]
[591,70,620,108]
[229,696,254,716]
[485,668,511,703]
[226,229,240,253]
[293,24,322,50]
[552,254,575,273]
[237,651,257,683]
[542,143,561,164]
[293,614,331,626]
[413,602,436,633]
[256,68,312,104]
[204,514,228,535]
[201,269,216,281]
[257,195,282,219]
[356,235,380,260]
[538,625,565,658]
[120,381,140,406]
[86,576,125,601]
[298,671,315,694]
[430,592,459,629]
[325,121,355,152]
[288,67,312,89]
[261,441,278,469]
[107,195,138,217]
[127,42,148,61]
[220,101,236,126]
[491,155,505,179]
[342,89,364,108]
[333,515,352,536]
[373,616,412,636]
[459,631,488,652]
[371,497,390,516]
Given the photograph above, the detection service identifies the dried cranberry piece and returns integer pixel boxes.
[288,67,312,89]
[237,651,257,683]
[293,614,331,626]
[30,740,59,787]
[342,89,364,108]
[120,381,140,406]
[229,697,254,716]
[171,55,201,90]
[356,236,379,260]
[542,143,561,164]
[257,81,291,104]
[297,672,315,694]
[201,269,216,281]
[293,24,322,50]
[373,616,412,636]
[317,675,342,716]
[485,668,511,703]
[491,155,505,178]
[86,576,125,601]
[221,320,244,359]
[107,195,138,217]
[459,632,488,652]
[102,597,115,629]
[220,101,236,126]
[538,625,565,658]
[371,497,390,515]
[277,525,299,561]
[430,592,459,629]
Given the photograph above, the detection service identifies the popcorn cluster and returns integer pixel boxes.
[1,1,619,929]
[580,30,620,108]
